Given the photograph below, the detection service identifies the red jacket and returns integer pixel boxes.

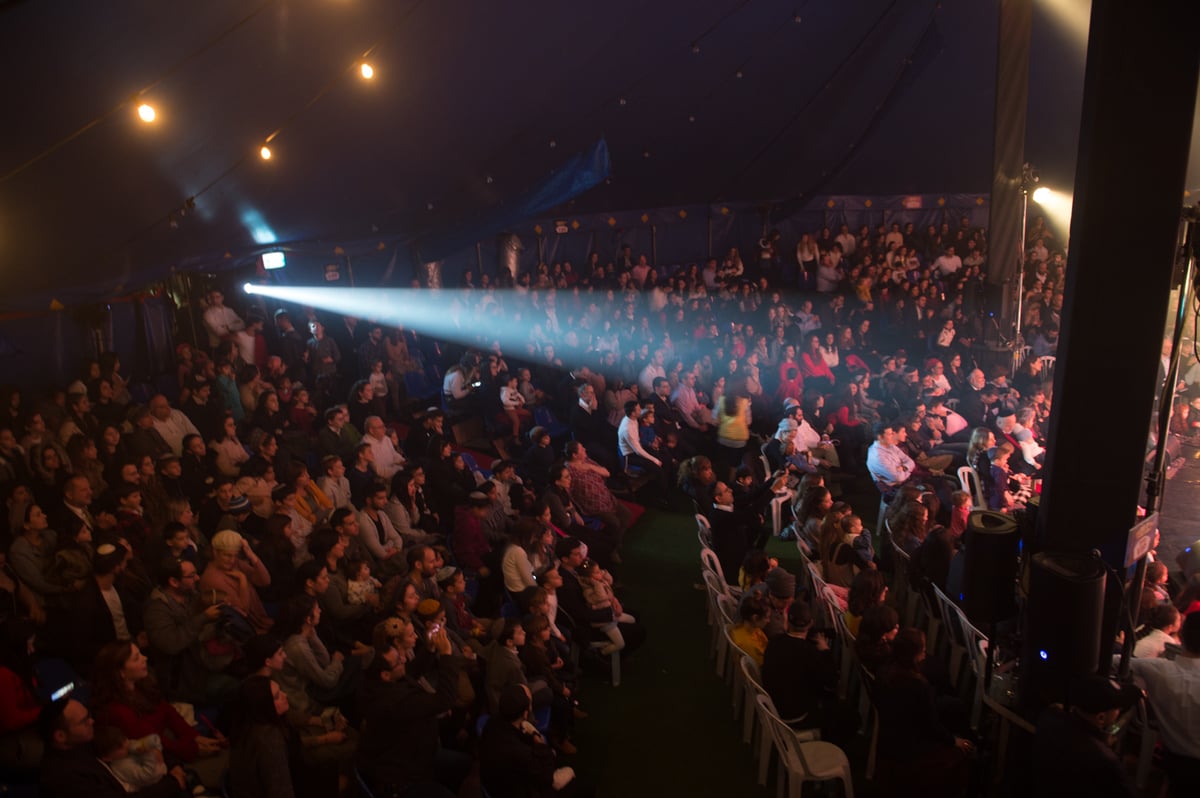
[0,667,40,734]
[97,697,199,762]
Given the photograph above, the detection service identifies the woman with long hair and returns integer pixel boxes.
[793,486,833,555]
[800,333,836,393]
[96,424,129,487]
[276,595,361,724]
[966,426,996,502]
[677,455,717,515]
[845,569,889,636]
[228,675,316,798]
[855,604,900,674]
[889,500,930,556]
[875,629,972,797]
[92,641,226,783]
[209,413,249,478]
[257,514,299,603]
[251,390,286,439]
[29,442,70,509]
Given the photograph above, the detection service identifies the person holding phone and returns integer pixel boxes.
[357,626,469,797]
[142,557,231,704]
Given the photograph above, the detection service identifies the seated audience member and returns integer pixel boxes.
[728,590,771,667]
[555,537,646,657]
[1130,612,1200,795]
[845,569,889,637]
[855,604,901,675]
[39,695,188,797]
[357,633,467,798]
[1032,672,1141,798]
[198,529,273,634]
[762,599,855,744]
[91,641,227,788]
[875,629,972,798]
[866,421,918,495]
[357,484,406,579]
[228,676,309,798]
[141,556,230,703]
[480,684,587,798]
[315,454,352,511]
[92,724,168,793]
[47,542,140,673]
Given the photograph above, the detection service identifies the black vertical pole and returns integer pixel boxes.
[1033,0,1200,664]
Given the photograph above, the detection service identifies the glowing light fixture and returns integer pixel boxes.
[260,145,273,161]
[360,63,375,80]
[137,103,157,123]
[1029,185,1074,240]
[243,282,256,294]
[261,251,286,270]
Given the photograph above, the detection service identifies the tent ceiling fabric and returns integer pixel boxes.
[0,0,1105,312]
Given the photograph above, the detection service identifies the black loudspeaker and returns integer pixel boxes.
[1020,552,1105,711]
[960,510,1020,625]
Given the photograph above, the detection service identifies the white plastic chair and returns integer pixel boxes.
[722,623,746,705]
[700,547,727,585]
[1038,355,1056,382]
[757,694,855,798]
[770,489,795,538]
[741,656,819,787]
[957,465,985,508]
[702,572,727,663]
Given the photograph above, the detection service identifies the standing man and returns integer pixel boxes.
[202,289,244,350]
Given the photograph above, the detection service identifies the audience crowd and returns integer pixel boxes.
[2,214,1194,797]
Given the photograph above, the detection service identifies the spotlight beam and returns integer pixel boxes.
[1029,186,1074,241]
[243,285,535,353]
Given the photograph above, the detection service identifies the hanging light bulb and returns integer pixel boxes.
[260,145,273,161]
[136,103,156,123]
[360,63,375,80]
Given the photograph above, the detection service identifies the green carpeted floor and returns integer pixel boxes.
[563,508,865,796]
[562,476,886,798]
[569,505,776,796]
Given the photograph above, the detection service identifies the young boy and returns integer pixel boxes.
[94,726,168,793]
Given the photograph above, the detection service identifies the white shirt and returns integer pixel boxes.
[1130,655,1200,758]
[234,329,258,366]
[794,419,823,452]
[866,442,915,487]
[637,364,666,397]
[1133,628,1178,660]
[151,410,200,456]
[795,311,821,336]
[100,584,131,641]
[366,433,406,481]
[671,384,706,429]
[617,415,659,466]
[203,305,245,347]
[835,233,856,256]
[943,409,969,438]
[932,254,963,277]
[443,369,471,400]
